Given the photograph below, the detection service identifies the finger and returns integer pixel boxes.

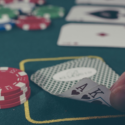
[110,72,125,112]
[110,72,125,91]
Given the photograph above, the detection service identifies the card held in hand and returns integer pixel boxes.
[31,57,119,106]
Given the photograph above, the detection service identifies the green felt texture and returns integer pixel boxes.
[0,0,125,124]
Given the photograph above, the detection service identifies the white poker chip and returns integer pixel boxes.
[0,15,11,23]
[4,24,12,31]
[23,0,45,5]
[4,1,35,14]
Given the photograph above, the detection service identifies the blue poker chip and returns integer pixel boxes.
[0,20,15,31]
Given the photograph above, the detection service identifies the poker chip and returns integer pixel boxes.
[0,88,30,105]
[0,7,19,18]
[0,21,15,31]
[16,16,51,30]
[0,89,31,109]
[0,15,12,23]
[0,15,15,31]
[0,67,29,96]
[4,1,35,14]
[23,0,45,5]
[0,67,31,109]
[0,86,29,101]
[0,0,18,5]
[33,5,65,19]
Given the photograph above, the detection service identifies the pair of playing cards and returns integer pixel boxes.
[31,57,119,107]
[76,0,125,6]
[57,6,125,48]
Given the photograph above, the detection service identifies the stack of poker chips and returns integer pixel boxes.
[15,15,51,30]
[0,8,18,31]
[32,5,65,19]
[0,0,65,31]
[0,67,30,109]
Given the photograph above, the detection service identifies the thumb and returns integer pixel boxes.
[110,72,125,112]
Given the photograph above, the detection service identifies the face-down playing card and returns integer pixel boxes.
[66,6,125,24]
[31,57,119,106]
[76,0,125,6]
[57,23,125,48]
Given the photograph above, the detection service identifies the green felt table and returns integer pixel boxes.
[0,0,125,125]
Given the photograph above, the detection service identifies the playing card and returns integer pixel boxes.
[76,0,91,4]
[66,6,125,24]
[31,69,41,85]
[80,85,111,106]
[91,0,125,6]
[31,57,119,97]
[76,0,125,6]
[62,84,111,106]
[60,78,98,98]
[57,23,125,48]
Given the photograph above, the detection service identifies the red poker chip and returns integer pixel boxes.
[0,67,29,96]
[0,86,29,101]
[0,87,30,105]
[0,88,31,109]
[24,0,45,5]
[16,16,51,30]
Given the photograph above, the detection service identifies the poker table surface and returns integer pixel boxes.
[1,0,125,125]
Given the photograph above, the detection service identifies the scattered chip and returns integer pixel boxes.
[0,7,19,18]
[33,5,65,19]
[0,15,12,23]
[23,0,45,5]
[0,21,15,31]
[16,15,51,30]
[4,1,35,14]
